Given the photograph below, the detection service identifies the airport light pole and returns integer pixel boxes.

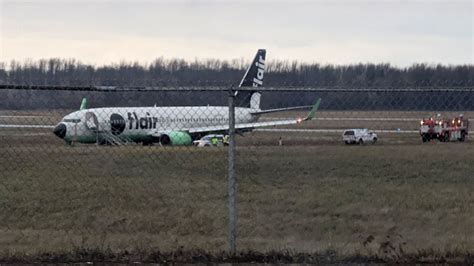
[228,86,237,253]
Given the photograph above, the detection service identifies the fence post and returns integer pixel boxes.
[228,86,237,253]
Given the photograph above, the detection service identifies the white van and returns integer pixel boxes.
[342,129,377,144]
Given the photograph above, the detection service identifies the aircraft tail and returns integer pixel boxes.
[236,49,266,109]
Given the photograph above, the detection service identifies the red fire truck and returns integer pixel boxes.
[420,115,469,142]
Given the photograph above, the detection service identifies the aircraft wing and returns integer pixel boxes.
[187,98,321,134]
[187,119,303,134]
[250,105,314,115]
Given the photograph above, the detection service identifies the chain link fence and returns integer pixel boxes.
[0,84,473,259]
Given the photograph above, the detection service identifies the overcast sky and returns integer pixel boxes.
[0,0,472,67]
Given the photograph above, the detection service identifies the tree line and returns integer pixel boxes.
[0,58,472,87]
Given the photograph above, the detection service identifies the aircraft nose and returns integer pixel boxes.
[53,123,67,139]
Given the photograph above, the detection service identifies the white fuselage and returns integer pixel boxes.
[56,106,259,143]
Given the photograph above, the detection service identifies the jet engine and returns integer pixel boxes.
[159,131,193,146]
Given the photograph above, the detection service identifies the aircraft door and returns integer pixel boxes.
[85,111,99,132]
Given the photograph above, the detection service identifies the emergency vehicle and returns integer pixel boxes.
[420,115,469,142]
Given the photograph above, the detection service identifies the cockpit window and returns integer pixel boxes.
[63,119,81,123]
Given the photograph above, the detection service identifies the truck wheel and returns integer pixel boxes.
[444,133,450,142]
[422,134,429,142]
[460,131,466,142]
[439,134,445,142]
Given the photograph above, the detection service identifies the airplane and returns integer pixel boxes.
[45,49,321,145]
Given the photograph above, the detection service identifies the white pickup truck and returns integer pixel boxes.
[343,129,378,144]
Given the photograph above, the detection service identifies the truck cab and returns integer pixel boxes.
[420,115,469,142]
[420,117,442,142]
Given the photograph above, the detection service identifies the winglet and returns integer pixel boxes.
[79,98,87,110]
[303,98,321,121]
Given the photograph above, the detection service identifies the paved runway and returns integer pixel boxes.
[0,124,55,128]
[255,128,419,133]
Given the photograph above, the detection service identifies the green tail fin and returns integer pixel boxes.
[304,98,321,121]
[80,98,87,110]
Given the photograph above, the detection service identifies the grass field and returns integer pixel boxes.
[0,110,473,259]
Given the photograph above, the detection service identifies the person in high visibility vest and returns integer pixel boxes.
[211,137,218,146]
